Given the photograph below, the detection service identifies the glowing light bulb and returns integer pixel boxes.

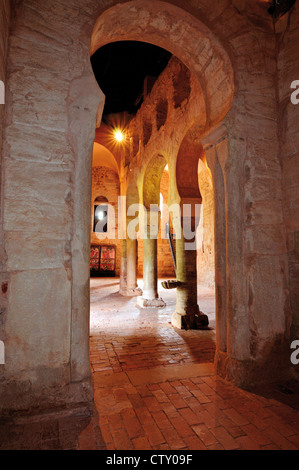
[114,129,124,142]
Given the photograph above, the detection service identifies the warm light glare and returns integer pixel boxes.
[114,129,124,142]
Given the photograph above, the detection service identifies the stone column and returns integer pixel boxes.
[217,136,250,362]
[204,143,227,353]
[137,210,165,308]
[143,236,158,299]
[203,126,251,384]
[127,237,137,289]
[125,237,142,296]
[120,206,142,296]
[119,238,127,296]
[172,198,208,329]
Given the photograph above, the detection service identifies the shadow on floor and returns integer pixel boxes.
[174,328,216,364]
[0,403,106,450]
[248,379,299,412]
[98,326,216,373]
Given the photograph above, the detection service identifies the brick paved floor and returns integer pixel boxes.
[89,278,216,374]
[2,277,299,450]
[85,278,299,451]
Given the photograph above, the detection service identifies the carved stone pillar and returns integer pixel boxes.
[172,198,209,329]
[137,209,165,308]
[126,237,142,296]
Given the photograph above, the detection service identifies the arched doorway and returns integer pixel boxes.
[82,0,234,387]
[0,0,290,422]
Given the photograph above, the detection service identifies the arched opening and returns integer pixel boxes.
[86,0,234,415]
[90,141,120,277]
[1,0,296,450]
[90,1,234,127]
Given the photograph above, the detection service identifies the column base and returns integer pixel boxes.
[172,311,209,330]
[137,296,166,308]
[120,287,143,297]
[215,346,293,389]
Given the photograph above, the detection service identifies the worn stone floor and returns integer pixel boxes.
[1,277,299,450]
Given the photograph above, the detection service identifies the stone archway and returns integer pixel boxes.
[0,0,235,414]
[90,0,234,132]
[0,0,292,419]
[88,0,235,380]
